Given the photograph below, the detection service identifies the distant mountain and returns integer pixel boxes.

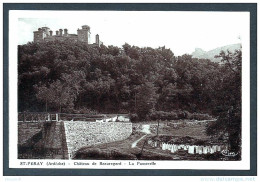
[191,43,242,63]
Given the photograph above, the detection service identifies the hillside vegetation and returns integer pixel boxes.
[18,41,241,153]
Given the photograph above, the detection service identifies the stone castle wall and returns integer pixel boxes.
[63,121,132,158]
[33,25,97,44]
[44,35,78,42]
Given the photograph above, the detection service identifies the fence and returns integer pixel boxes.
[18,112,130,122]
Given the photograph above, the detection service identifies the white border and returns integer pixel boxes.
[8,10,250,170]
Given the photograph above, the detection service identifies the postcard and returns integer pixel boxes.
[6,7,252,172]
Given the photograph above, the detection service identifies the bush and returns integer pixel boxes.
[190,113,213,120]
[149,110,194,120]
[176,110,186,119]
[149,111,178,120]
[137,153,173,160]
[74,148,137,160]
[73,107,98,114]
[129,113,139,122]
[110,150,137,160]
[131,110,213,122]
[74,148,106,159]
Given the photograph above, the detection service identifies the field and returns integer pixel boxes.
[73,120,232,160]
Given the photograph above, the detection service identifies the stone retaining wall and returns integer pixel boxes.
[18,122,43,145]
[63,121,132,158]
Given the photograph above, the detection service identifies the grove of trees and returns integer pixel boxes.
[18,40,241,153]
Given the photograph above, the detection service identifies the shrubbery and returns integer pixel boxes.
[149,111,178,120]
[74,148,137,160]
[73,107,98,114]
[131,110,213,122]
[189,113,213,120]
[129,113,139,122]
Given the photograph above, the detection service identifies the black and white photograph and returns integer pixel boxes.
[15,11,247,162]
[4,5,255,173]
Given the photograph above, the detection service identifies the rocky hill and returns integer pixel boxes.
[191,43,242,63]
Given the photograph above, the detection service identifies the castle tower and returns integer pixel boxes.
[33,27,50,42]
[59,29,63,36]
[64,28,68,36]
[41,27,50,36]
[77,25,91,43]
[33,28,44,42]
[95,34,100,46]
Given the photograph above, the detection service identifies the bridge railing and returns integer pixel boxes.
[59,113,104,121]
[18,112,49,122]
[18,112,130,122]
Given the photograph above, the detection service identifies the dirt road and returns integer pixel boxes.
[131,124,151,148]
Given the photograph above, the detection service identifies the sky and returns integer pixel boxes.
[18,11,248,56]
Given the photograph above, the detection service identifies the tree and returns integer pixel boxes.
[19,40,240,124]
[34,80,76,113]
[34,83,52,112]
[135,82,158,120]
[207,49,242,156]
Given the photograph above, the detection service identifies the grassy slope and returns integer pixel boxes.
[159,123,210,140]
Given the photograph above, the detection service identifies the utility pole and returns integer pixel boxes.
[157,119,160,136]
[45,98,48,112]
[134,90,137,112]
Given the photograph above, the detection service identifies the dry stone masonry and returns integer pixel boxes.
[18,120,132,159]
[63,121,132,159]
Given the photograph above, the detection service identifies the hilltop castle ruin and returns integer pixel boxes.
[33,25,102,46]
